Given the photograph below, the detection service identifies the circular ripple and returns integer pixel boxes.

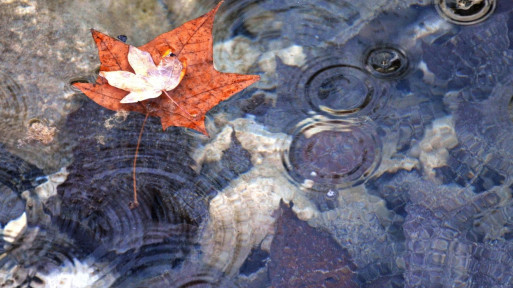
[0,71,26,115]
[364,46,409,79]
[1,227,87,285]
[214,0,359,45]
[261,52,390,132]
[435,0,496,25]
[53,101,208,255]
[90,248,237,287]
[0,185,24,227]
[91,228,199,287]
[166,268,238,288]
[0,144,44,193]
[0,144,44,227]
[68,68,99,94]
[306,65,374,115]
[283,117,381,190]
[297,57,388,118]
[0,71,28,147]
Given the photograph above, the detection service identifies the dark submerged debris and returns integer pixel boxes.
[269,201,358,288]
[117,34,127,42]
[402,169,513,287]
[0,143,45,194]
[422,12,513,100]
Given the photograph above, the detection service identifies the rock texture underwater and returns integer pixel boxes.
[1,0,513,287]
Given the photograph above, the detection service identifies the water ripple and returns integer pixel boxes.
[257,53,389,132]
[0,226,87,286]
[0,72,28,148]
[214,0,358,46]
[49,100,209,270]
[283,117,382,191]
[90,226,198,287]
[435,0,496,25]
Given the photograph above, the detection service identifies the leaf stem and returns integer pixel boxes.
[129,112,149,209]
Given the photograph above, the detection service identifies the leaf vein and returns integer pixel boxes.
[175,10,211,56]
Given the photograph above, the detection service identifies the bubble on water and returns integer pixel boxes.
[364,46,409,79]
[436,0,496,25]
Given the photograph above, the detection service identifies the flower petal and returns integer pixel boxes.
[128,46,157,76]
[148,56,185,91]
[120,90,162,103]
[99,71,151,92]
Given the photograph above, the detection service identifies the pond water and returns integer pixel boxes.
[1,0,513,287]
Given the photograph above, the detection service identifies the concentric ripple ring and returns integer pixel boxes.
[283,117,382,191]
[436,0,496,25]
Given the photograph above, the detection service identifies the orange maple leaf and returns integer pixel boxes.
[73,1,260,136]
[72,1,259,209]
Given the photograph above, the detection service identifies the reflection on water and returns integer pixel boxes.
[2,0,513,287]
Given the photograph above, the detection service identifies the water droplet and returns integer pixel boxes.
[436,0,496,25]
[283,117,381,191]
[365,46,409,79]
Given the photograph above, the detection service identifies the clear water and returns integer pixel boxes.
[1,0,513,287]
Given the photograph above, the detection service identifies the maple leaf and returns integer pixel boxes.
[72,1,260,209]
[73,1,260,135]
